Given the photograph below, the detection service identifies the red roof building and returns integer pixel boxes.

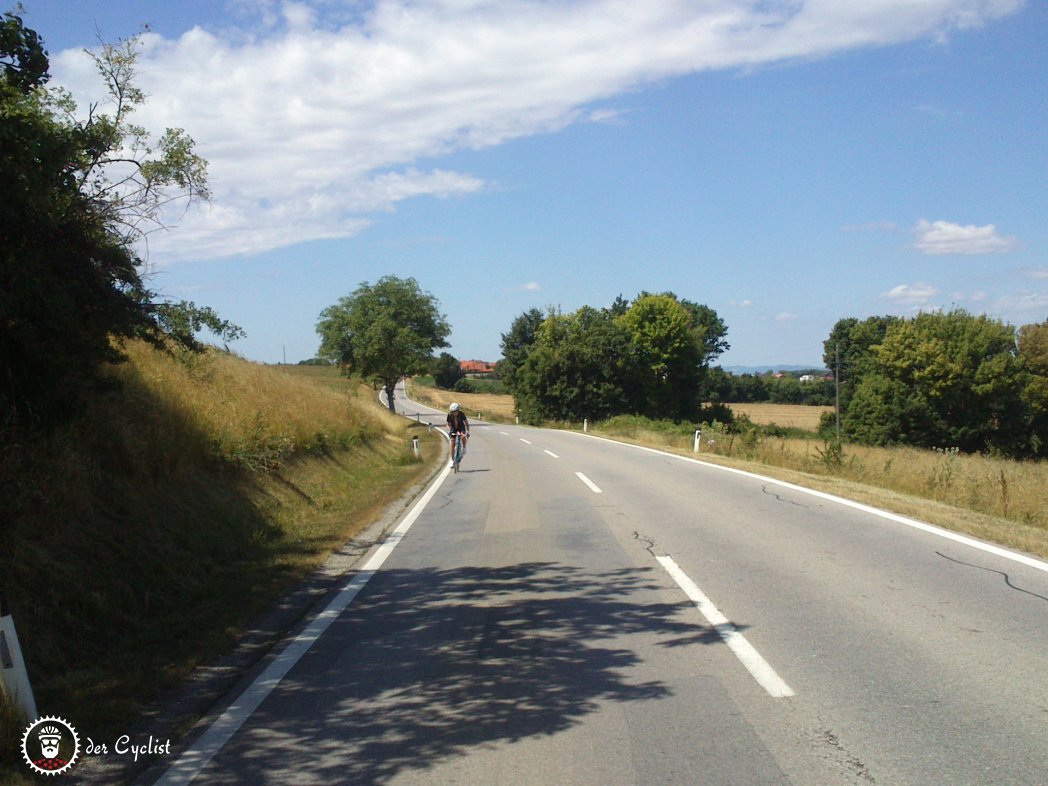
[460,359,496,375]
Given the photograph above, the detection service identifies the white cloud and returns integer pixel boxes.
[1030,268,1048,280]
[913,219,1020,255]
[50,1,1027,263]
[519,282,542,292]
[882,282,940,303]
[994,292,1048,312]
[775,312,797,322]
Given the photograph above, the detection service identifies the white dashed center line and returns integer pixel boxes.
[657,555,794,698]
[575,472,602,494]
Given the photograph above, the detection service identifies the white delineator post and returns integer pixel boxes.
[694,429,702,453]
[584,419,589,433]
[0,591,38,721]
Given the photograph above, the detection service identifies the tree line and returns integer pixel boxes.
[498,293,729,424]
[824,310,1048,457]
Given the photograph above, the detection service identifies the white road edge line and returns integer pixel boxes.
[658,556,794,699]
[544,450,560,459]
[575,472,603,494]
[500,431,510,436]
[566,431,1048,575]
[153,462,454,786]
[520,438,533,444]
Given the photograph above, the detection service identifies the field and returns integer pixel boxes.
[407,380,518,422]
[727,402,833,431]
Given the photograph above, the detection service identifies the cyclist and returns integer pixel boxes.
[446,402,470,466]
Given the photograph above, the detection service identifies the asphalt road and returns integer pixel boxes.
[144,388,1048,785]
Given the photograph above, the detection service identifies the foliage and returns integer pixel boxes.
[431,351,465,390]
[498,307,545,392]
[619,294,701,419]
[514,306,637,423]
[0,342,438,771]
[822,315,898,411]
[0,13,237,432]
[510,293,728,424]
[826,310,1047,456]
[316,275,450,412]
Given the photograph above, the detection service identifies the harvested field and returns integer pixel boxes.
[407,380,517,422]
[728,402,832,431]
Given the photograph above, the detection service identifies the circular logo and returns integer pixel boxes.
[21,716,80,776]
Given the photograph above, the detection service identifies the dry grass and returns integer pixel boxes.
[727,402,833,430]
[0,344,442,779]
[407,380,518,422]
[591,420,1048,560]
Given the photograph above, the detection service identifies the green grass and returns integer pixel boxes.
[0,344,442,781]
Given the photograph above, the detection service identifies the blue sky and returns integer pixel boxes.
[16,0,1048,367]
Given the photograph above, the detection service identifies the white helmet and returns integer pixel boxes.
[449,402,460,411]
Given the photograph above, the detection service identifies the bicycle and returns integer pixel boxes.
[450,431,466,473]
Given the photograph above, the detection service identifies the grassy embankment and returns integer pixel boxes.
[0,344,441,780]
[409,379,1048,559]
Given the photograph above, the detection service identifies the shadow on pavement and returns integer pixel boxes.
[198,562,723,784]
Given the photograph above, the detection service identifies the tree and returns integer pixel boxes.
[842,310,1026,452]
[822,315,898,412]
[316,276,450,413]
[618,294,698,419]
[498,308,544,393]
[432,352,465,390]
[514,307,638,423]
[1018,321,1048,455]
[618,293,728,419]
[1,14,237,431]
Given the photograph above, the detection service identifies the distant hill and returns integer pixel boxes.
[719,364,828,375]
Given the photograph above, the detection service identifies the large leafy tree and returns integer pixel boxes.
[822,315,899,412]
[619,294,698,419]
[842,310,1026,452]
[514,307,638,424]
[316,276,451,412]
[1,13,238,431]
[510,293,728,423]
[498,307,544,393]
[618,293,729,419]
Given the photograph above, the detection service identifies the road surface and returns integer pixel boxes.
[145,388,1048,785]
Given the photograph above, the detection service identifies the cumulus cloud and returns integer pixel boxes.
[882,282,941,303]
[913,219,1020,255]
[49,1,1026,263]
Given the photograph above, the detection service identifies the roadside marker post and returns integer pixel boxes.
[412,436,420,458]
[0,591,38,722]
[694,429,702,453]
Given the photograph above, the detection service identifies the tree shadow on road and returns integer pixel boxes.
[198,562,723,784]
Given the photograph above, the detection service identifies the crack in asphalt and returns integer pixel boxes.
[935,551,1048,603]
[632,531,658,558]
[761,485,810,507]
[815,728,877,783]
